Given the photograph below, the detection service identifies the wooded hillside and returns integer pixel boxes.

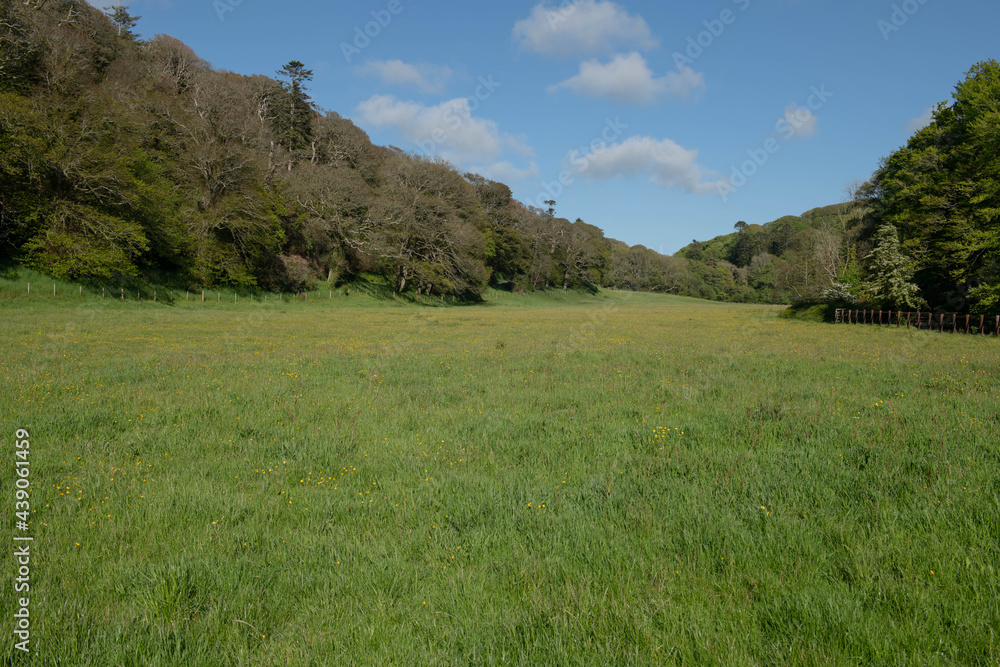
[1,3,996,310]
[678,61,1000,314]
[0,2,670,298]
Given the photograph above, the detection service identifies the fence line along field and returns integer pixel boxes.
[837,308,1000,336]
[1,290,998,665]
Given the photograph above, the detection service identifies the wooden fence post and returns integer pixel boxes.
[121,288,124,300]
[965,314,970,335]
[979,315,984,335]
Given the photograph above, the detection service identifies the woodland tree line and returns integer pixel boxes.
[1,2,997,312]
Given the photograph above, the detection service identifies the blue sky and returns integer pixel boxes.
[94,0,998,253]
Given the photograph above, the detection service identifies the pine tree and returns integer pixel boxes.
[274,61,314,154]
[103,3,141,39]
[861,224,924,309]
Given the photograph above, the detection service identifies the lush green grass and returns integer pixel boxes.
[1,284,999,665]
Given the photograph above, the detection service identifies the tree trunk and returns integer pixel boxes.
[395,265,407,294]
[265,141,276,182]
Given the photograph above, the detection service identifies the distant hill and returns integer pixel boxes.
[673,204,860,304]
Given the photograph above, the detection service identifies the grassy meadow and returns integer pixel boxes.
[1,276,999,665]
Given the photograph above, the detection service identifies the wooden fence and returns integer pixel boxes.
[835,309,1000,336]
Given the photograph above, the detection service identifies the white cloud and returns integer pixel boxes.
[513,0,657,58]
[85,0,172,8]
[355,95,535,177]
[357,60,453,94]
[658,66,705,100]
[548,53,703,104]
[474,161,541,183]
[778,103,818,140]
[906,106,935,134]
[503,134,536,159]
[568,136,724,194]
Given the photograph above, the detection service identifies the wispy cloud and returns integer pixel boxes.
[568,135,724,194]
[513,0,657,58]
[356,60,453,94]
[778,103,818,140]
[355,95,535,181]
[549,53,703,104]
[84,0,173,9]
[473,160,541,183]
